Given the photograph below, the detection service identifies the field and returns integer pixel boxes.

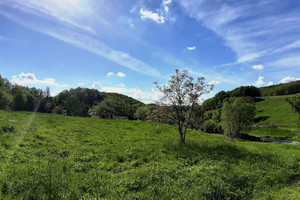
[249,95,300,141]
[0,110,300,199]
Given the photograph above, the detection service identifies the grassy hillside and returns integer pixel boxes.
[249,94,300,141]
[0,110,299,199]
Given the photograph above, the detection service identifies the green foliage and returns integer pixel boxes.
[0,75,143,118]
[0,89,12,110]
[260,80,300,96]
[221,98,256,138]
[65,95,86,116]
[155,69,213,143]
[0,110,299,199]
[286,94,300,132]
[201,86,260,111]
[134,106,150,120]
[52,105,67,115]
[91,101,115,119]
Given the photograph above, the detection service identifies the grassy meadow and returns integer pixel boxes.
[248,94,300,141]
[0,110,299,199]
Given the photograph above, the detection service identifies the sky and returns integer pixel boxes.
[0,0,299,103]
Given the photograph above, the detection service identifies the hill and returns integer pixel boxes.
[0,75,143,118]
[249,94,300,140]
[201,80,300,111]
[0,110,299,199]
[259,80,300,96]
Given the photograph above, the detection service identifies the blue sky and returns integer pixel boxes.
[0,0,299,103]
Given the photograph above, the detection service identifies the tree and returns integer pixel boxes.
[91,101,115,119]
[0,89,12,110]
[65,95,86,116]
[134,106,149,121]
[154,69,213,143]
[286,94,300,131]
[221,98,256,138]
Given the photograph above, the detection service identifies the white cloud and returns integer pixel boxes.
[208,80,221,85]
[255,76,265,86]
[267,81,273,86]
[279,76,300,84]
[117,72,126,77]
[140,8,165,24]
[186,46,196,50]
[11,72,68,87]
[77,83,84,86]
[163,0,172,13]
[91,81,102,90]
[252,64,264,70]
[107,72,114,76]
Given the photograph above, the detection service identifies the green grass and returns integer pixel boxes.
[248,94,300,141]
[255,95,299,128]
[0,110,300,199]
[250,127,297,140]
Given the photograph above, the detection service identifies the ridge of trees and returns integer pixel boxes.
[201,81,300,112]
[259,80,300,96]
[0,75,143,119]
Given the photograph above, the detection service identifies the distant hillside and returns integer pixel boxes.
[249,94,299,141]
[254,94,299,128]
[0,75,143,118]
[259,80,300,96]
[201,81,300,111]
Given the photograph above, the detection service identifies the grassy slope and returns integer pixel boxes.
[249,94,299,141]
[0,110,299,199]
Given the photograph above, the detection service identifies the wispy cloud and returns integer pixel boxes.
[1,1,161,78]
[208,80,221,85]
[140,8,165,24]
[11,72,68,87]
[269,55,300,67]
[252,65,264,70]
[163,0,172,13]
[179,0,300,65]
[77,83,84,86]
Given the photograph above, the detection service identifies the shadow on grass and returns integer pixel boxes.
[164,139,277,166]
[253,116,270,123]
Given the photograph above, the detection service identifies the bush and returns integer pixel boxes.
[52,105,67,115]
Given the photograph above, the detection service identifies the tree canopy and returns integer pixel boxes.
[154,69,213,143]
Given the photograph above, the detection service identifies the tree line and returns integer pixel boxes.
[0,75,144,119]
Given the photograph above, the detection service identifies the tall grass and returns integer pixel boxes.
[0,110,299,199]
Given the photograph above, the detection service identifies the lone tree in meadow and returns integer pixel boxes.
[286,94,300,131]
[154,69,213,144]
[221,98,256,138]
